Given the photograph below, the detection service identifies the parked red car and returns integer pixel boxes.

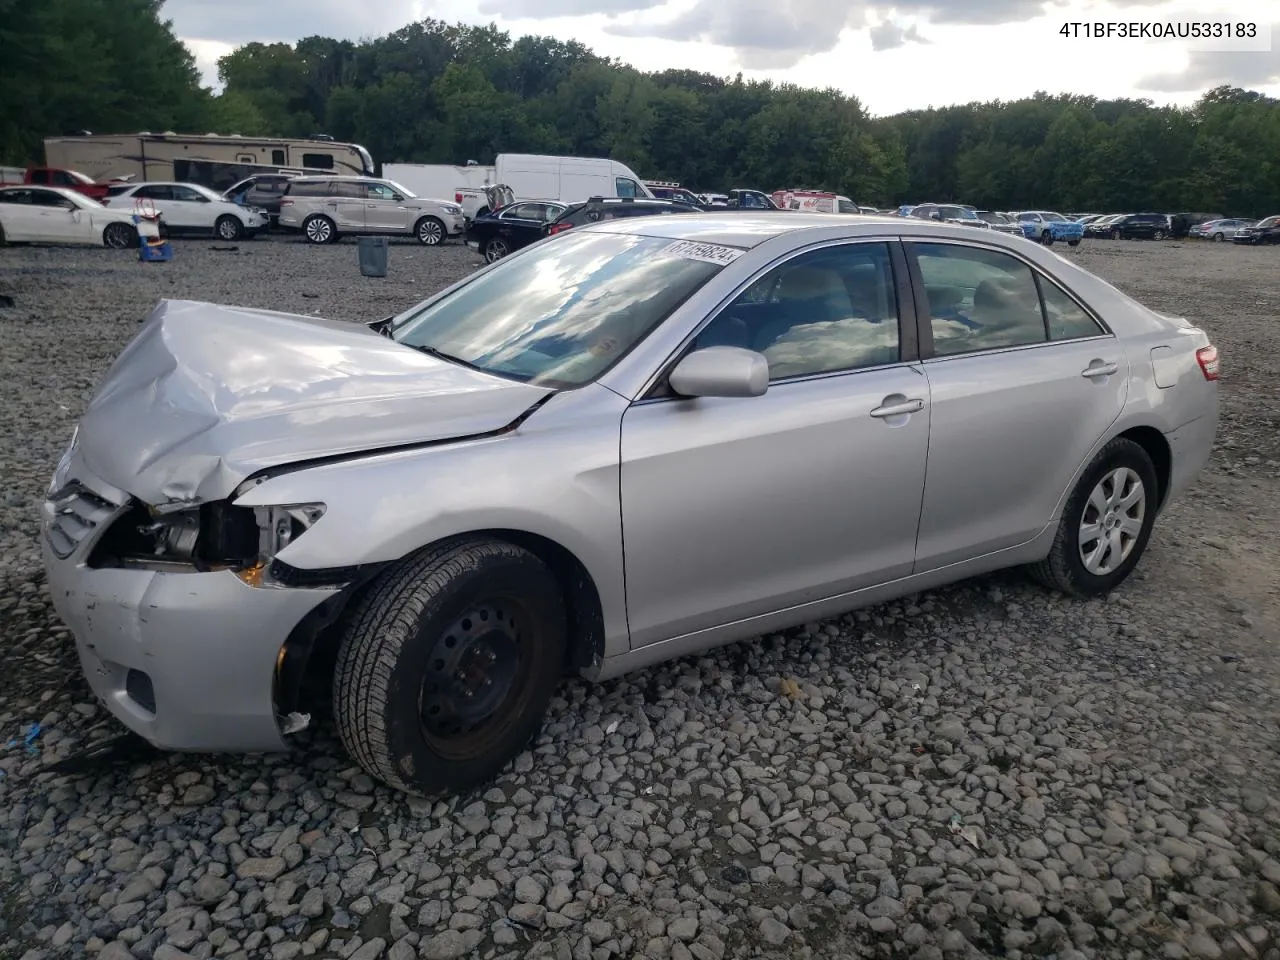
[0,167,113,201]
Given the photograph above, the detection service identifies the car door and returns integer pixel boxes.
[168,184,216,231]
[0,189,41,241]
[29,189,92,243]
[496,203,550,247]
[619,240,931,647]
[364,182,412,233]
[905,240,1128,571]
[132,185,179,229]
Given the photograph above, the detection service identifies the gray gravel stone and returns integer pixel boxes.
[0,239,1278,960]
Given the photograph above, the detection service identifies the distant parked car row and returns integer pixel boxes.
[893,204,1083,245]
[1074,211,1279,245]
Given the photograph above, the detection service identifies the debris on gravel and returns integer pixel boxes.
[0,235,1277,959]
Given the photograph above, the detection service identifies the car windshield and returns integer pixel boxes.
[1259,216,1279,227]
[390,231,732,388]
[1042,212,1067,222]
[384,179,417,199]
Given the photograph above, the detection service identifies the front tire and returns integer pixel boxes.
[1068,239,1080,247]
[215,215,243,242]
[1111,229,1122,240]
[1153,229,1166,240]
[1041,231,1054,245]
[303,215,336,244]
[333,539,567,796]
[1028,437,1158,598]
[102,222,137,249]
[416,216,446,246]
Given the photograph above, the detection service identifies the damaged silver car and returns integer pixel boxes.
[43,214,1219,796]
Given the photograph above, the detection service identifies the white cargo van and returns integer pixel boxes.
[494,154,652,203]
[382,154,652,217]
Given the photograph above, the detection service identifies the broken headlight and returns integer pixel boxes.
[90,499,326,582]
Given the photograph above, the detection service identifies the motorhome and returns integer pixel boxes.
[43,133,375,193]
[384,154,653,217]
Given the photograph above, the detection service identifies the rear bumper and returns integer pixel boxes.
[1163,406,1219,509]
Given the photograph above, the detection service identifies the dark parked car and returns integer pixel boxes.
[1231,215,1280,244]
[1108,213,1171,240]
[464,199,568,262]
[222,174,296,228]
[644,182,705,207]
[727,189,778,209]
[1167,212,1224,239]
[544,197,702,236]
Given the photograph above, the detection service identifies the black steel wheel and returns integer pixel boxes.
[333,538,566,795]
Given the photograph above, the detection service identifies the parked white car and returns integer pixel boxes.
[103,182,268,241]
[0,185,139,248]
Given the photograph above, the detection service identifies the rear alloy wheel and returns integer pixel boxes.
[484,238,509,263]
[333,538,566,796]
[1041,230,1054,245]
[1028,437,1158,598]
[416,216,446,246]
[215,215,243,242]
[303,215,335,244]
[1068,239,1081,247]
[1153,229,1166,240]
[1110,228,1122,240]
[1213,233,1225,241]
[102,222,137,249]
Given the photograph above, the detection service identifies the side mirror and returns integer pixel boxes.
[669,346,769,399]
[392,194,404,202]
[930,212,942,221]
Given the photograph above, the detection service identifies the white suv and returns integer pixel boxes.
[279,176,466,246]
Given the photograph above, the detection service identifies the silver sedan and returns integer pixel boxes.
[41,214,1220,796]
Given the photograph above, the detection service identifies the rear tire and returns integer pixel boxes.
[484,238,510,263]
[1153,229,1166,240]
[1041,231,1054,245]
[333,538,567,796]
[1067,239,1080,247]
[1110,228,1122,240]
[1213,233,1224,241]
[0,222,7,246]
[1028,437,1158,598]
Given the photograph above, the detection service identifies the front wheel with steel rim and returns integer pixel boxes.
[215,215,243,241]
[416,216,446,246]
[484,237,509,262]
[1028,437,1159,597]
[333,538,567,796]
[102,222,137,249]
[303,214,335,244]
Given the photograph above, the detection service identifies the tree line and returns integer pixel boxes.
[3,1,1278,216]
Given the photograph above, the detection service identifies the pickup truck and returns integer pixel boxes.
[0,167,114,201]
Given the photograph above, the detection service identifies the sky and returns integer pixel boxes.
[168,0,1280,117]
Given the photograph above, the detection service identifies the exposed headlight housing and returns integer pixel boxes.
[443,204,463,215]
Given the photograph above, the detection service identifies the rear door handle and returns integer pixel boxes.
[1081,361,1118,379]
[870,397,924,418]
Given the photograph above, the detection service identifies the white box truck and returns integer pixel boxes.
[383,154,652,218]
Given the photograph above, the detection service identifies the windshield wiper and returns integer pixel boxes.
[408,344,490,374]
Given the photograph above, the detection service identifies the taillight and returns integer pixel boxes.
[1196,344,1220,381]
[548,223,572,235]
[280,199,293,206]
[455,192,463,204]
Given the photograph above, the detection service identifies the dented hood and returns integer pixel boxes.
[76,299,553,507]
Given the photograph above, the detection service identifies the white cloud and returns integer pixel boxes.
[168,0,1280,112]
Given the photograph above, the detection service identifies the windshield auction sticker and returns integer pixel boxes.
[661,240,745,265]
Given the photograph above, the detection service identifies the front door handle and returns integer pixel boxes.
[1081,360,1118,379]
[870,397,924,418]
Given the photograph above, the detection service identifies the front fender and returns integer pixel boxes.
[232,384,632,658]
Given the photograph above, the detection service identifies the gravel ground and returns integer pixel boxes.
[0,233,1277,960]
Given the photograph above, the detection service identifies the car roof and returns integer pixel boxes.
[0,184,79,197]
[582,212,1003,248]
[292,175,372,182]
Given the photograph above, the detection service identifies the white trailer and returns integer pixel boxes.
[384,154,653,218]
